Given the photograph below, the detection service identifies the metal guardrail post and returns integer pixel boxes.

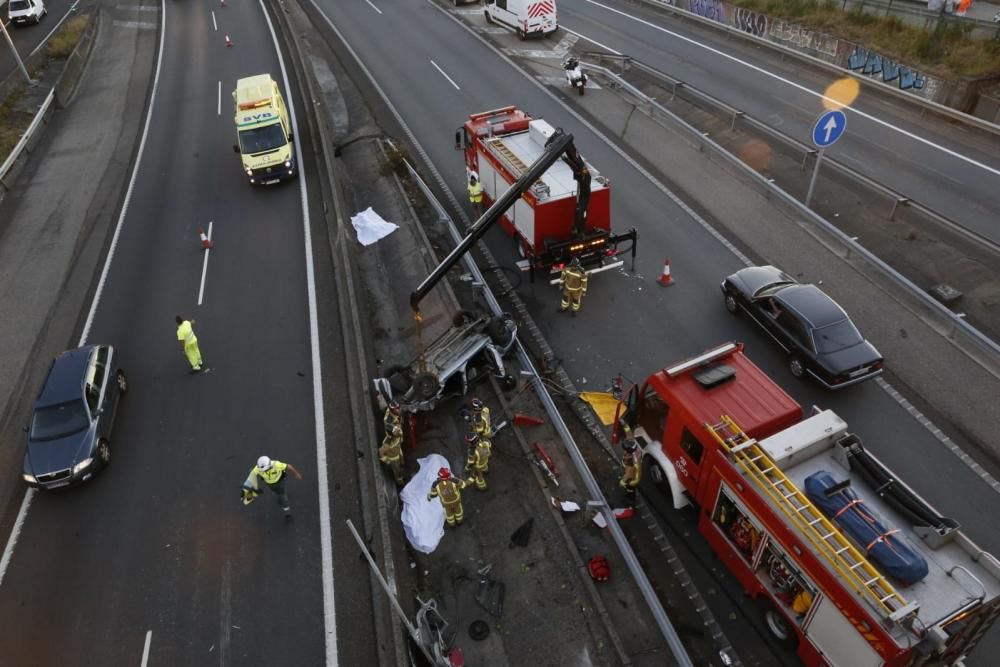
[890,197,909,221]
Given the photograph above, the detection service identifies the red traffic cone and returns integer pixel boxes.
[513,413,545,427]
[225,34,233,47]
[198,228,214,250]
[658,258,674,287]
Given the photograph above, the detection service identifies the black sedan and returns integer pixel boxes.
[22,345,127,490]
[721,266,883,388]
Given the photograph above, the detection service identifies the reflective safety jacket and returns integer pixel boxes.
[472,406,491,437]
[250,460,288,486]
[176,320,198,346]
[428,477,467,505]
[560,266,588,293]
[379,432,403,464]
[467,181,483,203]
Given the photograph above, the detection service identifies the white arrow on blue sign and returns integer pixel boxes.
[812,109,847,148]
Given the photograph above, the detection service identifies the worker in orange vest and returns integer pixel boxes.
[427,468,469,527]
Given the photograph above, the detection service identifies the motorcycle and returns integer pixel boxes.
[563,58,587,96]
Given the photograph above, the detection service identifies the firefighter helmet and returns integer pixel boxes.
[570,257,582,268]
[438,467,451,480]
[471,398,484,411]
[623,439,637,452]
[388,400,400,414]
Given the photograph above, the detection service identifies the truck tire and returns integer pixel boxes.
[484,10,492,23]
[757,598,798,649]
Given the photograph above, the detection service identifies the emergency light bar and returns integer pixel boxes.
[238,99,270,110]
[665,342,740,377]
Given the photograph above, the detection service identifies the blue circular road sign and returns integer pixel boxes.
[812,109,847,148]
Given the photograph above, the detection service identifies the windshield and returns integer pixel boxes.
[238,124,288,154]
[812,319,864,354]
[10,1,30,10]
[30,401,89,441]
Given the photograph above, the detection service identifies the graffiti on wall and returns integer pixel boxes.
[689,0,724,23]
[847,46,925,91]
[769,20,838,60]
[733,8,767,37]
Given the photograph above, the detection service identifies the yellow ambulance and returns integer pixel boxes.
[232,74,296,185]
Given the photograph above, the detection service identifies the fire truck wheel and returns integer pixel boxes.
[517,28,527,40]
[648,460,667,487]
[724,291,739,314]
[484,10,492,23]
[758,598,798,648]
[788,355,807,381]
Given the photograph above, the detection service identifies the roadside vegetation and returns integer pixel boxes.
[729,0,1000,78]
[0,14,91,160]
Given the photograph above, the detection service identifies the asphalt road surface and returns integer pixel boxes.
[0,1,376,665]
[560,0,1000,244]
[315,0,1000,661]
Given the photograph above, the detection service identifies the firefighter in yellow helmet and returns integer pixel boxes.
[427,467,469,527]
[558,258,588,316]
[464,431,492,491]
[384,400,402,437]
[378,423,406,486]
[619,437,641,498]
[467,173,484,219]
[470,397,491,439]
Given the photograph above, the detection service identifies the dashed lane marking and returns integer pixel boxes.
[113,20,157,29]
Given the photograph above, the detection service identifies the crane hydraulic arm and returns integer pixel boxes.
[410,129,576,313]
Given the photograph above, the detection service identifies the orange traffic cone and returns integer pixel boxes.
[658,258,674,287]
[198,228,214,250]
[225,34,233,47]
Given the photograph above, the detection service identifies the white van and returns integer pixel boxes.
[484,0,557,40]
[9,0,47,26]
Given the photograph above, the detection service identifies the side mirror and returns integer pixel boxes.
[23,425,29,433]
[232,144,240,153]
[94,408,103,417]
[454,129,463,151]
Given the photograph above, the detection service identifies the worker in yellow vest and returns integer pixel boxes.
[558,258,588,316]
[244,456,303,520]
[468,174,484,219]
[427,467,469,527]
[175,315,203,372]
[379,424,406,486]
[470,397,491,438]
[619,438,641,499]
[464,431,492,491]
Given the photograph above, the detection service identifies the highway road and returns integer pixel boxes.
[0,1,375,664]
[313,0,1000,661]
[558,0,1000,243]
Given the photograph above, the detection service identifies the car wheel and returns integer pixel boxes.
[517,28,526,40]
[412,372,439,400]
[97,439,112,466]
[484,11,492,24]
[724,291,739,315]
[116,370,128,395]
[648,459,667,486]
[758,598,798,648]
[502,374,517,390]
[788,355,807,381]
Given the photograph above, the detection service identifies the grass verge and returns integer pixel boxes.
[730,0,1000,78]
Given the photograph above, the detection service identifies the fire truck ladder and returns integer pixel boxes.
[487,138,546,189]
[707,416,910,619]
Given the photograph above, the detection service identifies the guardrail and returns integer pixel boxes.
[579,57,1000,366]
[0,89,54,193]
[594,53,1000,256]
[397,150,698,667]
[639,0,1000,132]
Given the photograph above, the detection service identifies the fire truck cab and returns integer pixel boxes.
[619,342,1000,666]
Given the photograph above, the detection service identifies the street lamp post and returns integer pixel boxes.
[0,18,34,85]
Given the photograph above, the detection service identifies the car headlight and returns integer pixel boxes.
[284,160,292,168]
[22,473,36,483]
[245,168,253,176]
[72,458,94,475]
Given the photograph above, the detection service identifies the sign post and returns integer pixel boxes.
[806,109,847,208]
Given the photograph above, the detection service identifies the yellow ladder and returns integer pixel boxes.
[707,415,908,618]
[487,138,547,189]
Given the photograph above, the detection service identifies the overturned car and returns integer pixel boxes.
[374,311,518,412]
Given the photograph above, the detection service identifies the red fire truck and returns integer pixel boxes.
[456,106,636,279]
[616,342,1000,666]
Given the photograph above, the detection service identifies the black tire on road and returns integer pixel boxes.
[757,598,798,649]
[724,291,739,314]
[97,439,112,467]
[788,355,807,381]
[116,370,128,395]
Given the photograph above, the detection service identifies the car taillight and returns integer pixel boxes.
[873,361,884,370]
[552,262,565,271]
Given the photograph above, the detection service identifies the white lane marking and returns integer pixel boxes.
[430,60,460,91]
[140,630,152,667]
[1,0,168,593]
[583,0,1000,177]
[560,25,621,56]
[365,0,382,14]
[217,81,221,116]
[211,10,217,32]
[219,561,231,664]
[256,2,339,664]
[112,20,157,29]
[197,222,213,306]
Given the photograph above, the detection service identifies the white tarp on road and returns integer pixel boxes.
[351,206,399,246]
[400,454,450,554]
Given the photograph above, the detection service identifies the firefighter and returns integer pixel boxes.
[384,400,402,437]
[470,397,491,438]
[619,438,641,498]
[427,468,469,527]
[378,423,405,486]
[558,257,588,316]
[467,174,484,219]
[175,315,203,372]
[464,431,492,491]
